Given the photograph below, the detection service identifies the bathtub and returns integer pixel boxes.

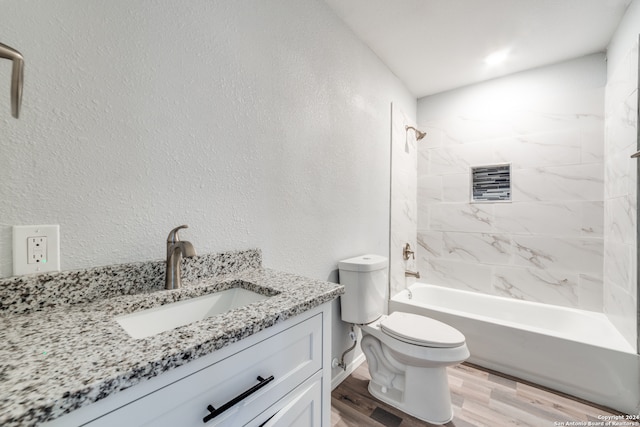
[389,283,640,414]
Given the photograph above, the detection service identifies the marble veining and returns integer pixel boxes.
[0,249,343,427]
[417,231,442,257]
[513,240,555,269]
[422,258,493,294]
[442,232,511,264]
[415,56,606,312]
[493,266,579,307]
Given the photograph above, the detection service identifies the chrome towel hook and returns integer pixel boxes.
[0,42,24,119]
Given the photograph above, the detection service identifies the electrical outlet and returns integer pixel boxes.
[27,236,47,264]
[13,225,60,276]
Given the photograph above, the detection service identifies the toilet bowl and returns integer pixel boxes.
[338,255,469,425]
[359,312,469,424]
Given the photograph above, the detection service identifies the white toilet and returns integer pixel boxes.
[338,254,469,425]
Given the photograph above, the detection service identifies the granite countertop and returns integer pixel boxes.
[0,250,344,427]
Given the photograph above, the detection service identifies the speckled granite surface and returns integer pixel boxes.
[0,249,262,315]
[0,250,343,427]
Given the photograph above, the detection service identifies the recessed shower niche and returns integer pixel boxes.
[470,164,511,202]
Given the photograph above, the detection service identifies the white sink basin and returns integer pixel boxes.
[116,287,270,339]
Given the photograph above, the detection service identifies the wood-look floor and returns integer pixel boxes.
[331,362,623,427]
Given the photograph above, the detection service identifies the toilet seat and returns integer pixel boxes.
[380,312,465,348]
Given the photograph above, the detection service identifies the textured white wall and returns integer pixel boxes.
[0,1,416,382]
[0,0,415,280]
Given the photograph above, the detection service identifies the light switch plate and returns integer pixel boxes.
[13,225,61,276]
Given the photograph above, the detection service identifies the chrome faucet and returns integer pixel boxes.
[0,42,24,119]
[405,270,420,279]
[165,225,196,290]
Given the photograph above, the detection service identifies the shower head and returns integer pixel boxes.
[405,125,426,141]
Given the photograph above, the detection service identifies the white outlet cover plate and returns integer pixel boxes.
[13,225,61,276]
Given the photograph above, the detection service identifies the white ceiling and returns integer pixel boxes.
[323,0,632,98]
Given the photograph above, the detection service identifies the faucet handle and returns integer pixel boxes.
[403,243,415,260]
[167,224,188,243]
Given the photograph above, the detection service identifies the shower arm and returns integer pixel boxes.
[405,125,426,141]
[0,42,24,119]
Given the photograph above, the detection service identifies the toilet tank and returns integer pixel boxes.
[338,255,388,324]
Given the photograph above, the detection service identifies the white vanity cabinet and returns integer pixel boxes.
[44,303,332,427]
[251,373,322,426]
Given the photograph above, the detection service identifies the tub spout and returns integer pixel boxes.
[405,270,420,279]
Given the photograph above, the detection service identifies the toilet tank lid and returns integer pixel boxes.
[338,254,388,272]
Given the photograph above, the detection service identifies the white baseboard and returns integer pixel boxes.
[331,353,366,390]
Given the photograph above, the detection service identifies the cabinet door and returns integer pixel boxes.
[85,314,322,427]
[252,375,322,427]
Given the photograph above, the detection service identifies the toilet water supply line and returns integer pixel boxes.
[333,324,357,371]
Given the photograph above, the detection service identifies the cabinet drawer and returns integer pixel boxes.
[85,313,322,427]
[248,372,322,427]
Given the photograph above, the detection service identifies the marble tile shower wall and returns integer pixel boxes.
[416,84,605,311]
[390,104,418,299]
[603,41,638,348]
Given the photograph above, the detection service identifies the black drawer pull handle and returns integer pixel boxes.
[203,375,275,423]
